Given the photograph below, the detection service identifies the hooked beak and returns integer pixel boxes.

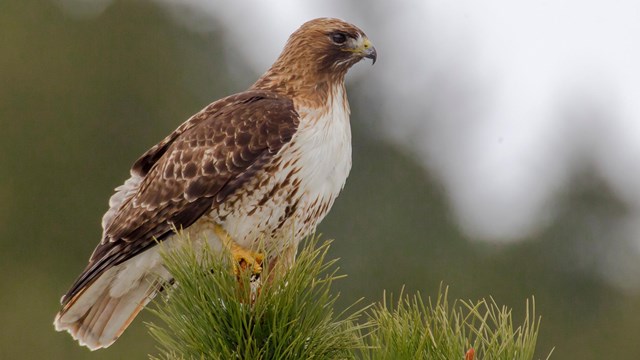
[346,36,377,65]
[360,38,377,64]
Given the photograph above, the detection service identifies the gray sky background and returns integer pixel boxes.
[55,0,640,289]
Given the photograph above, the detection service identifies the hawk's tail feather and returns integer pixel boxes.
[54,270,157,350]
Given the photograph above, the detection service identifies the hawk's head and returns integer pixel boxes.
[264,18,376,79]
[288,18,377,71]
[253,18,375,104]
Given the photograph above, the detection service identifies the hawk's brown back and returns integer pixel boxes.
[61,90,299,306]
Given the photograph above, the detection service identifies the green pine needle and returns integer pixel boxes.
[147,233,364,360]
[146,232,551,360]
[357,287,552,360]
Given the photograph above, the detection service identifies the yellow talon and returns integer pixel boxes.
[213,223,264,276]
[232,247,264,276]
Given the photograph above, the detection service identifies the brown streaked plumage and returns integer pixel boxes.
[54,17,376,350]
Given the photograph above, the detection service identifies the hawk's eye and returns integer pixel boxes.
[331,32,347,45]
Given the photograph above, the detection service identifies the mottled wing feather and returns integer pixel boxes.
[61,91,299,306]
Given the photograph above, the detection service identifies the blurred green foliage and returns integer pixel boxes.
[1,1,640,359]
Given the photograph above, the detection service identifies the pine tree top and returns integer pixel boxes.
[147,232,551,360]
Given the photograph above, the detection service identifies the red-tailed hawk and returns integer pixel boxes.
[54,18,376,350]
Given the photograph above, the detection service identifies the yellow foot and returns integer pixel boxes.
[213,224,264,276]
[232,246,264,276]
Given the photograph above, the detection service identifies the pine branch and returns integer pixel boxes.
[147,232,551,359]
[147,234,364,360]
[357,288,552,360]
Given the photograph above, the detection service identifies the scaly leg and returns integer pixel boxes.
[213,223,264,276]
